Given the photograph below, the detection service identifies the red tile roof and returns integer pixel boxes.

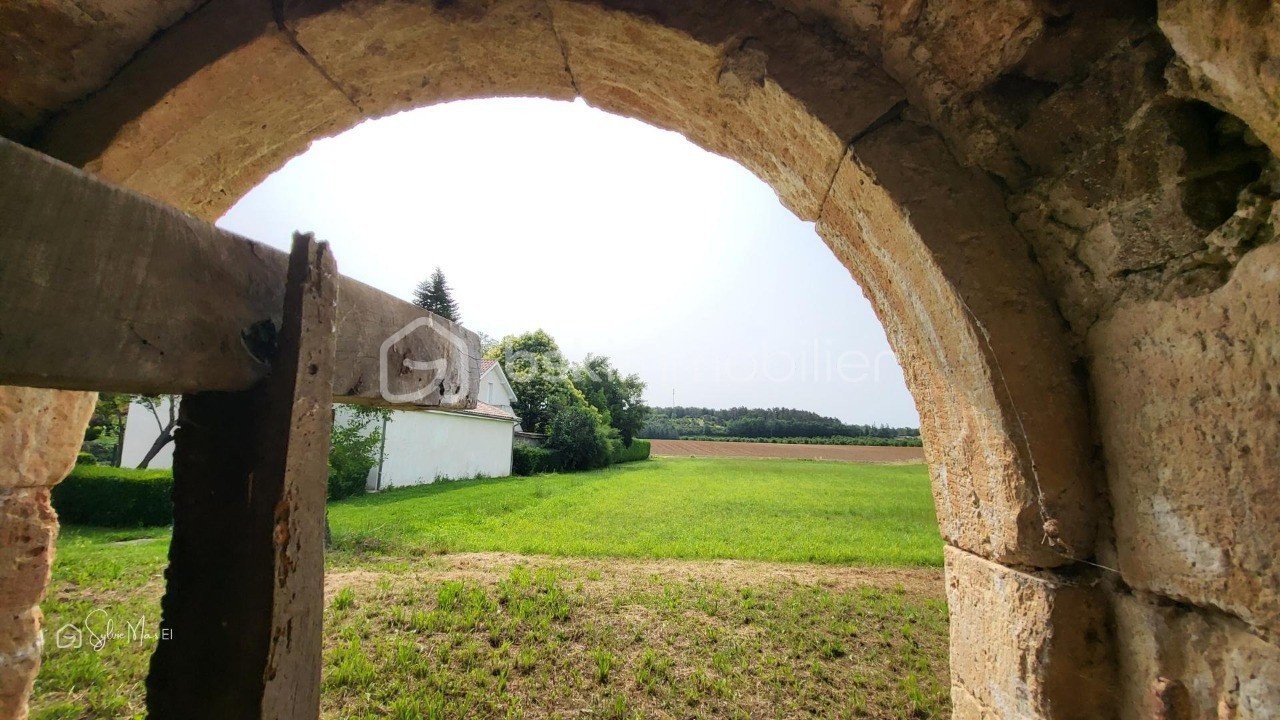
[462,401,517,421]
[480,358,497,374]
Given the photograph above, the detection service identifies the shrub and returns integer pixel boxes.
[75,451,97,466]
[329,407,387,500]
[545,406,612,472]
[52,466,174,526]
[512,445,552,476]
[610,439,651,464]
[81,436,119,465]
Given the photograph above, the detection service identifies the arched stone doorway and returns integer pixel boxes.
[36,0,1102,565]
[5,0,1278,717]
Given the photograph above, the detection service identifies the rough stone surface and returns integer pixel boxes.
[886,0,1044,93]
[0,387,95,720]
[0,0,201,140]
[1159,0,1280,159]
[818,119,1098,567]
[0,489,57,615]
[37,0,362,221]
[770,0,881,52]
[284,0,576,119]
[1091,242,1280,638]
[1010,38,1276,336]
[0,387,97,489]
[1114,592,1280,719]
[876,0,1045,180]
[0,607,42,720]
[945,546,1115,720]
[550,0,904,219]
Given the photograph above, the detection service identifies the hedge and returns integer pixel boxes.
[610,439,651,464]
[512,445,553,476]
[52,466,174,527]
[514,437,652,476]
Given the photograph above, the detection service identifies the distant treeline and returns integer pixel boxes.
[639,406,920,442]
[681,435,923,447]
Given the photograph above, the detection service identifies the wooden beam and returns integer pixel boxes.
[0,138,478,408]
[146,234,333,719]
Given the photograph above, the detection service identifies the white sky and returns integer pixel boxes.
[218,98,919,427]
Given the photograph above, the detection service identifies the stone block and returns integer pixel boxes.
[1160,0,1280,158]
[38,0,362,221]
[0,0,200,138]
[946,546,1116,720]
[1089,243,1280,638]
[1114,592,1280,719]
[0,387,96,489]
[284,0,576,118]
[0,489,58,612]
[549,0,903,219]
[0,606,42,720]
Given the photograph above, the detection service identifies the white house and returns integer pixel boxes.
[120,359,521,487]
[359,359,520,489]
[119,397,178,469]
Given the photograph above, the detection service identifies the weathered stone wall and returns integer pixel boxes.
[0,388,96,720]
[0,0,1277,717]
[916,2,1280,716]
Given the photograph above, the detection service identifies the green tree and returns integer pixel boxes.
[545,405,612,471]
[571,354,649,446]
[328,406,388,500]
[411,267,461,322]
[84,393,131,465]
[133,395,179,469]
[485,330,590,433]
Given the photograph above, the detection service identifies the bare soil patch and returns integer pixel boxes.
[327,552,943,600]
[650,439,925,463]
[322,553,948,719]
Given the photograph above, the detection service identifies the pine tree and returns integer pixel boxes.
[411,267,461,322]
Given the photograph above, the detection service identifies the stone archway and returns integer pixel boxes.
[5,0,1279,717]
[35,0,1102,566]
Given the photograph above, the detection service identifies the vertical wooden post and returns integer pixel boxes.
[147,234,337,719]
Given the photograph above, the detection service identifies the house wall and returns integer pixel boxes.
[127,400,516,483]
[481,369,515,412]
[120,398,176,469]
[374,410,514,488]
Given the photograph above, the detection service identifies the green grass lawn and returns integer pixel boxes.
[330,457,942,566]
[34,527,169,720]
[33,457,947,719]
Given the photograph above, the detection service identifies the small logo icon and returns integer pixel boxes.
[380,315,472,405]
[54,623,82,650]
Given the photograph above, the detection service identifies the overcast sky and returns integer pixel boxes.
[218,98,919,427]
